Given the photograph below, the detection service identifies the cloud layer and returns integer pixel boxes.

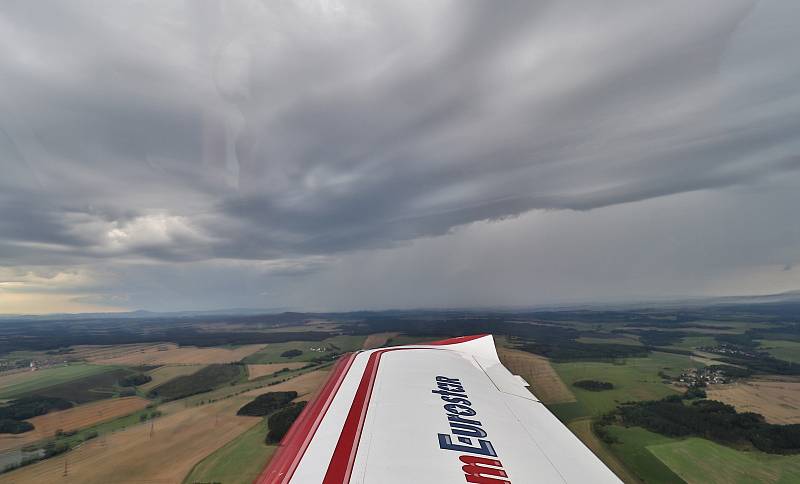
[1,0,799,312]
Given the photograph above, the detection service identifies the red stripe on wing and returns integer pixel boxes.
[256,352,356,484]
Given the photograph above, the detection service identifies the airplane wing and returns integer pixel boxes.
[257,334,622,483]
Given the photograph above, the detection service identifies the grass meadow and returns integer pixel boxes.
[758,339,800,364]
[0,364,120,399]
[605,426,687,484]
[649,437,800,484]
[551,352,699,419]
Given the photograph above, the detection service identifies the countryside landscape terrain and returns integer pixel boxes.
[0,299,798,483]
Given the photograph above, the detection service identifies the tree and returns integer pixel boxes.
[266,402,307,443]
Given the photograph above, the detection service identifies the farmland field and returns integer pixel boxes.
[566,418,637,483]
[66,344,162,362]
[605,426,687,484]
[497,347,575,404]
[0,395,260,484]
[157,366,327,411]
[183,417,276,484]
[185,370,330,483]
[242,336,365,364]
[0,363,332,483]
[0,365,120,399]
[1,307,799,483]
[551,352,699,419]
[148,364,245,401]
[758,339,800,363]
[576,336,642,346]
[706,378,800,424]
[649,437,800,484]
[10,368,134,404]
[667,335,718,351]
[87,343,267,366]
[242,369,330,400]
[362,332,399,349]
[0,396,149,452]
[138,364,206,392]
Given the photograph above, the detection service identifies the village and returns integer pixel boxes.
[697,344,764,359]
[674,366,730,387]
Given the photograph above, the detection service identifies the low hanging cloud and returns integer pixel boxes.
[1,0,799,311]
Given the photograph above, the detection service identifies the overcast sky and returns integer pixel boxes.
[1,0,799,314]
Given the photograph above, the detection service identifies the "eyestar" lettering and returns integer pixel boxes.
[434,376,510,483]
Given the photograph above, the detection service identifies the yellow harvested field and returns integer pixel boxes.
[84,343,266,365]
[707,379,800,424]
[139,364,206,392]
[66,344,158,362]
[0,396,260,484]
[497,347,576,404]
[244,369,330,400]
[362,332,399,349]
[0,397,149,452]
[246,363,306,380]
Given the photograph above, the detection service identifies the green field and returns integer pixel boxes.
[606,426,686,484]
[242,335,366,364]
[0,364,120,399]
[604,424,800,484]
[667,335,718,351]
[18,368,135,403]
[551,352,699,418]
[544,349,709,482]
[548,401,591,423]
[758,339,800,363]
[149,364,245,401]
[184,418,275,484]
[649,437,800,484]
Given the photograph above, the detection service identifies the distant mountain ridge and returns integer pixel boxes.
[2,290,800,320]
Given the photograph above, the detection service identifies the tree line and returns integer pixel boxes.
[608,394,800,454]
[0,396,73,434]
[573,380,614,391]
[266,402,307,444]
[237,391,298,416]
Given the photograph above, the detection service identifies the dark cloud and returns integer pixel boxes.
[0,0,799,311]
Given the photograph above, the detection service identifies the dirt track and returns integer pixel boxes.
[246,363,306,380]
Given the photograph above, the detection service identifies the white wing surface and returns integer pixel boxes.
[257,334,622,484]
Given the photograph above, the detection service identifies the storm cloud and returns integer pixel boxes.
[1,0,799,312]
